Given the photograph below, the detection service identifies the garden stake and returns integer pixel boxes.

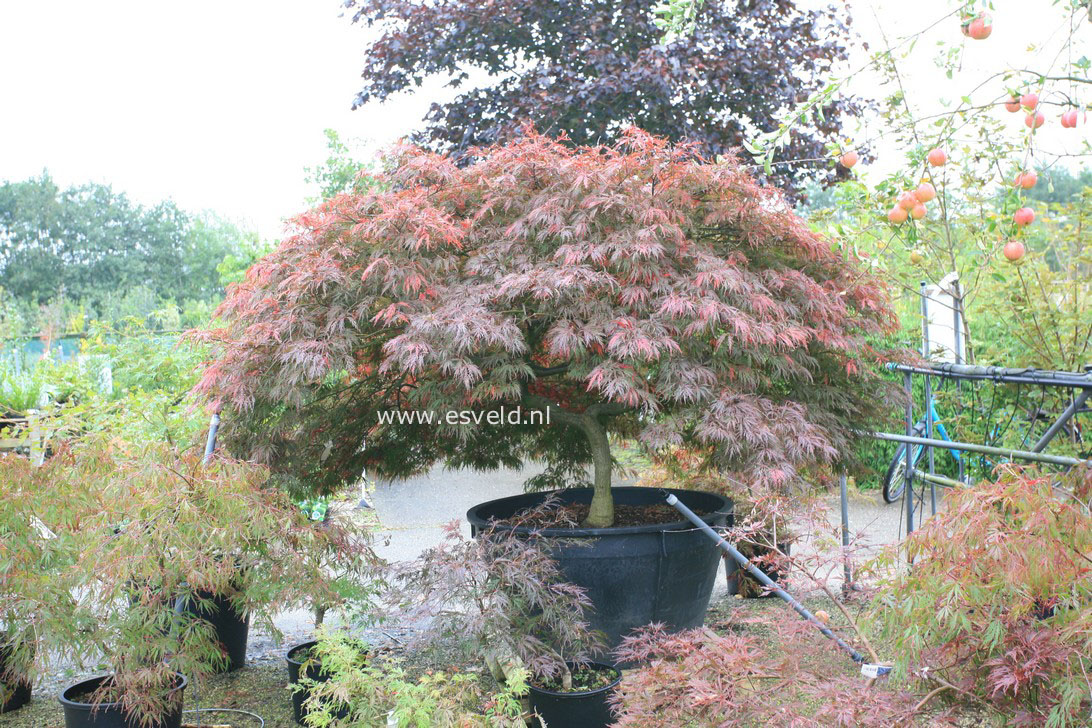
[664,493,867,664]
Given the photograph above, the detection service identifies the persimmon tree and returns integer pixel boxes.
[195,130,897,528]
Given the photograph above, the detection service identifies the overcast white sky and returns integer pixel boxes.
[0,1,1087,241]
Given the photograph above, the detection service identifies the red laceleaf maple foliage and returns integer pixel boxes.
[193,129,897,527]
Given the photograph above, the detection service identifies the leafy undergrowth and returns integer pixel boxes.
[0,592,1000,728]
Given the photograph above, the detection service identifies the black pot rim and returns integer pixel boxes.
[285,640,319,667]
[58,673,188,711]
[528,662,621,698]
[467,486,732,537]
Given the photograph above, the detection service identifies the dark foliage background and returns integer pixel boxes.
[345,0,864,193]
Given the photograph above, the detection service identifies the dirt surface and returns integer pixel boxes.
[532,663,620,693]
[514,502,707,529]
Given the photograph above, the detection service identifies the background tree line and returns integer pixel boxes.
[0,173,268,337]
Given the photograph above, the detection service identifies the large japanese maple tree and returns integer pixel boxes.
[195,130,896,528]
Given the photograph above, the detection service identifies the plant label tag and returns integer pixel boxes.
[860,663,892,679]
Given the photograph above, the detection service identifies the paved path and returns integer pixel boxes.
[368,463,543,562]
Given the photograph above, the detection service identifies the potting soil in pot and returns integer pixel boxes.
[512,502,710,529]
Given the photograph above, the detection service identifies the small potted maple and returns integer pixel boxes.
[196,129,897,649]
[385,513,618,728]
[720,494,798,597]
[0,451,85,714]
[295,629,529,727]
[30,436,380,727]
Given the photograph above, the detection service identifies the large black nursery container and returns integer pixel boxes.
[59,674,186,728]
[467,486,733,650]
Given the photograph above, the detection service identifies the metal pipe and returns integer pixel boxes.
[870,432,1084,467]
[904,371,915,537]
[912,469,963,489]
[1031,389,1091,453]
[952,280,965,485]
[663,493,865,663]
[203,413,220,464]
[890,363,1092,389]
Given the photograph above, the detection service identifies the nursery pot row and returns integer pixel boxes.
[467,487,733,652]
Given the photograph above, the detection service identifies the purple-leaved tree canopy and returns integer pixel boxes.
[193,129,898,528]
[343,0,865,196]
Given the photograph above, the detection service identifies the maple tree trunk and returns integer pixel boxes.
[582,415,614,528]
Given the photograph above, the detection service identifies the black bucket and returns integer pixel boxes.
[285,641,352,726]
[58,674,186,728]
[467,487,732,651]
[528,662,620,728]
[175,591,249,672]
[725,541,792,598]
[0,641,32,714]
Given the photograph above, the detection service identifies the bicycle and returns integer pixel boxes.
[882,396,963,503]
[882,392,1088,503]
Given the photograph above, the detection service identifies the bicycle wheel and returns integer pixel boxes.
[882,424,925,503]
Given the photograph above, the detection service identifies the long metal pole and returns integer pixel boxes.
[871,432,1084,467]
[890,363,1092,389]
[664,494,865,663]
[904,371,915,538]
[952,279,965,485]
[913,469,964,489]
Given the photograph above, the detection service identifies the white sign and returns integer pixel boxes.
[922,272,965,364]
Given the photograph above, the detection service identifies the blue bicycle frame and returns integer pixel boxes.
[909,398,963,467]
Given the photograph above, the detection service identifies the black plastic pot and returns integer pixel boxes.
[175,591,249,672]
[725,541,792,598]
[58,673,186,728]
[528,662,621,728]
[0,678,31,714]
[467,487,732,650]
[285,641,351,726]
[0,640,32,714]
